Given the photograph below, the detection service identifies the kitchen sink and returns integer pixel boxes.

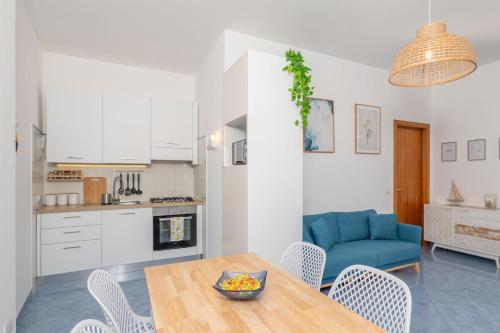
[118,200,142,205]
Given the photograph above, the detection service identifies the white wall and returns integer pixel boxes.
[42,52,194,120]
[194,35,225,257]
[224,31,431,215]
[431,60,500,206]
[0,0,17,330]
[194,30,431,256]
[16,0,41,314]
[247,51,303,263]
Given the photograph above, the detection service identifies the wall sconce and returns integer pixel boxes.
[207,131,220,150]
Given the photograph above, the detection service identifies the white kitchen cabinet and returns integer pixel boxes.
[38,211,102,276]
[103,91,151,164]
[46,87,103,163]
[102,208,152,267]
[151,97,194,161]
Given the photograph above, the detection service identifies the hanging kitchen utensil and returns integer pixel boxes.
[131,173,137,195]
[136,173,143,195]
[125,173,132,196]
[118,173,124,195]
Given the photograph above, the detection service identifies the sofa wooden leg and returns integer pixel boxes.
[412,262,420,273]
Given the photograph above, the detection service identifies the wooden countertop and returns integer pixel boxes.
[35,200,205,214]
[145,253,384,333]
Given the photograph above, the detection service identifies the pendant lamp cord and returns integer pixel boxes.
[428,0,431,23]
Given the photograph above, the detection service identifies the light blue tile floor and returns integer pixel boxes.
[17,247,500,333]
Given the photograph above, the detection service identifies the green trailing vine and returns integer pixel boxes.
[282,49,314,128]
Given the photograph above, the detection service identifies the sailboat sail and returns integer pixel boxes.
[447,181,464,203]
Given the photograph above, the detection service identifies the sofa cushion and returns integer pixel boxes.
[324,245,378,281]
[337,210,376,242]
[338,240,420,266]
[303,212,340,245]
[369,214,398,240]
[310,218,335,251]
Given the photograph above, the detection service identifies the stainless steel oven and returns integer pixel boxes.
[153,206,197,251]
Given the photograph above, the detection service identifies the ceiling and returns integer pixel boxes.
[25,0,500,74]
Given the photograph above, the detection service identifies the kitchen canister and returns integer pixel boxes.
[68,193,79,205]
[56,193,68,206]
[45,193,57,206]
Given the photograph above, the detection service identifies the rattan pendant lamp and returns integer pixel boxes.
[389,0,476,87]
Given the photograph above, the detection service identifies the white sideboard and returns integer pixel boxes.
[424,203,500,268]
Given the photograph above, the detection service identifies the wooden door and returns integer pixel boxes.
[394,121,429,236]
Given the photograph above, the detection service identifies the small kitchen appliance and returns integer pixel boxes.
[232,139,247,165]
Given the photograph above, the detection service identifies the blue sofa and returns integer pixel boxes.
[303,209,421,285]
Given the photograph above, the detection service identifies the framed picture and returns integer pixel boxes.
[304,98,334,153]
[441,142,457,162]
[355,104,381,154]
[468,139,486,161]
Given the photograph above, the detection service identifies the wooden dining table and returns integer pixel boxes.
[144,253,384,333]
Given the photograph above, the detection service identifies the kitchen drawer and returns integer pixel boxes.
[151,147,192,161]
[41,211,101,229]
[41,240,101,276]
[41,225,101,245]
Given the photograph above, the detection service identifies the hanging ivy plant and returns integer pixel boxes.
[282,49,314,128]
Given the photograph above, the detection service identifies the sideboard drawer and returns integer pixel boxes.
[41,211,101,229]
[41,225,101,245]
[41,240,101,276]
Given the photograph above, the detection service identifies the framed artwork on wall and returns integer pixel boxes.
[468,139,486,161]
[355,104,381,154]
[441,142,457,162]
[303,98,334,153]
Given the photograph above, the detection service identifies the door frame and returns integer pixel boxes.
[393,120,430,224]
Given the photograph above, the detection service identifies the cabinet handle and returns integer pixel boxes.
[63,246,81,250]
[119,157,135,160]
[64,216,81,219]
[66,156,84,160]
[120,212,136,215]
[63,231,82,234]
[166,142,179,145]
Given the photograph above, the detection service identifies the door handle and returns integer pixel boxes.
[63,246,81,250]
[395,188,402,191]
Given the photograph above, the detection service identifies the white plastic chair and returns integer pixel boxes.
[70,319,113,333]
[328,265,412,333]
[279,241,326,290]
[87,270,154,333]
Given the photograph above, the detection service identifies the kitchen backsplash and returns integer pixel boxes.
[44,161,195,204]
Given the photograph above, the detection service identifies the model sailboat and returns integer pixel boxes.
[447,180,464,205]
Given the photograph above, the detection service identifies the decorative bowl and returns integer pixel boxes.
[213,271,267,300]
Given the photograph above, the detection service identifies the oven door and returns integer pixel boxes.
[153,214,196,251]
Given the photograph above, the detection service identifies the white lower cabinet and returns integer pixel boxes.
[39,211,102,276]
[41,240,101,276]
[102,208,152,267]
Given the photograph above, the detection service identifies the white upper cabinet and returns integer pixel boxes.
[103,91,151,164]
[151,97,194,161]
[46,88,103,163]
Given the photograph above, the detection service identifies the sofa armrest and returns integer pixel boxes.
[397,223,422,245]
